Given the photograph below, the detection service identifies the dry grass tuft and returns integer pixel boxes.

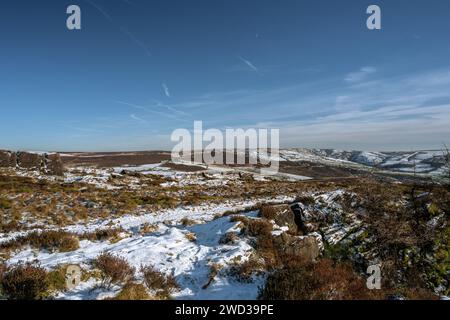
[113,282,151,300]
[259,205,278,220]
[140,223,158,235]
[1,230,80,253]
[228,257,263,283]
[184,232,197,242]
[219,232,240,245]
[202,263,221,289]
[141,265,179,298]
[92,252,135,288]
[1,263,49,300]
[258,259,373,300]
[180,217,196,226]
[81,228,124,243]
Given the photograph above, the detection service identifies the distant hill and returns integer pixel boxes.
[279,149,447,175]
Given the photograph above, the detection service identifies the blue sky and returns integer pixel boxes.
[1,0,449,151]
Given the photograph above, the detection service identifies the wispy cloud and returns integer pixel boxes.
[84,0,113,22]
[114,100,147,111]
[84,1,151,58]
[162,67,450,150]
[162,83,171,98]
[130,114,148,124]
[345,66,377,83]
[59,67,450,151]
[238,56,259,72]
[114,100,189,122]
[120,27,152,57]
[278,104,450,151]
[60,124,105,139]
[151,99,191,117]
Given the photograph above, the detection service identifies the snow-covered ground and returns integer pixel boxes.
[1,160,300,301]
[0,194,295,243]
[8,210,264,300]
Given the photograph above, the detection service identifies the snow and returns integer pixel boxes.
[2,166,295,300]
[23,150,56,156]
[113,163,166,173]
[295,189,363,245]
[64,168,120,190]
[0,195,295,244]
[7,210,265,300]
[353,152,385,166]
[250,150,286,163]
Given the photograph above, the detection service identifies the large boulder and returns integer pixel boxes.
[0,150,16,167]
[120,169,143,178]
[46,153,64,176]
[17,152,43,169]
[9,152,17,167]
[273,233,321,262]
[260,204,298,234]
[291,203,316,234]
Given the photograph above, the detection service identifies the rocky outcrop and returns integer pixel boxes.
[120,169,143,178]
[274,233,321,262]
[260,204,298,234]
[0,151,17,167]
[17,152,43,169]
[238,172,254,181]
[0,150,64,176]
[290,203,311,234]
[47,153,64,176]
